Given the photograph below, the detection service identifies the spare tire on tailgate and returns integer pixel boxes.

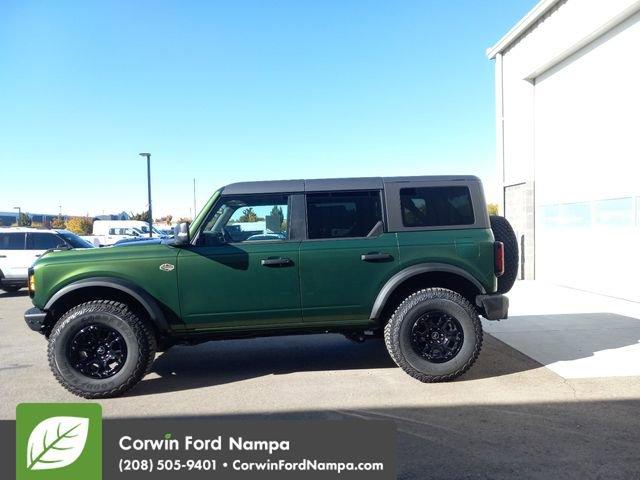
[490,215,519,293]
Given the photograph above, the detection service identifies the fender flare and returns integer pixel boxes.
[44,277,170,331]
[370,263,486,320]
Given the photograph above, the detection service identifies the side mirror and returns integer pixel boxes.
[174,222,190,246]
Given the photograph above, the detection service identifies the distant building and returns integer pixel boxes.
[487,0,640,301]
[0,211,65,226]
[0,210,130,226]
[95,211,130,221]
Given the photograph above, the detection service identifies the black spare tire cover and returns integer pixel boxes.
[490,215,519,293]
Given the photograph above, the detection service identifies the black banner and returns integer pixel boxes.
[3,418,395,479]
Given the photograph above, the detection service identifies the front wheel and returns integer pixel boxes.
[384,288,482,382]
[47,300,157,398]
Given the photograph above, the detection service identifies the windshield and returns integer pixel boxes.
[58,231,94,248]
[138,225,164,235]
[190,189,222,238]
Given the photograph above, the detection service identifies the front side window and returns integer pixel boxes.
[27,233,65,250]
[306,191,382,239]
[400,186,474,227]
[199,194,289,245]
[0,233,25,250]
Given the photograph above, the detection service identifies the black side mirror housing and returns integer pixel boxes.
[173,222,190,246]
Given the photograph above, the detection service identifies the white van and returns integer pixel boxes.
[92,220,166,237]
[0,228,93,292]
[89,221,168,246]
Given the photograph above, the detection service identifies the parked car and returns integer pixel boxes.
[82,221,169,247]
[24,175,518,398]
[245,233,287,241]
[0,228,93,292]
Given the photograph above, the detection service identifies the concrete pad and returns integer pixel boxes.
[483,281,640,379]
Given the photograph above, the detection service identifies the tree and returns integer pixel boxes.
[238,207,258,222]
[156,215,173,224]
[129,210,150,221]
[487,203,499,216]
[51,217,66,229]
[267,205,285,232]
[270,205,284,223]
[176,217,192,224]
[16,212,32,227]
[65,216,93,235]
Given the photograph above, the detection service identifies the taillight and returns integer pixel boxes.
[494,241,505,277]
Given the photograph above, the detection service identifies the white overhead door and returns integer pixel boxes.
[534,11,640,301]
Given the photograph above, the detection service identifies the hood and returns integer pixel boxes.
[113,238,166,247]
[34,239,176,267]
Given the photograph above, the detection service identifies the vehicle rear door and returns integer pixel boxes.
[0,232,29,280]
[299,190,399,324]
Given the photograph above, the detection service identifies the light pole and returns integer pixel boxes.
[139,153,153,237]
[13,206,21,226]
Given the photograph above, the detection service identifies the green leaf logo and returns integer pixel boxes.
[26,416,89,470]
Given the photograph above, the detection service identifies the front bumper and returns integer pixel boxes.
[25,307,48,333]
[476,294,509,320]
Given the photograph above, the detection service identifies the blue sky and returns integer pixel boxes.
[0,0,536,219]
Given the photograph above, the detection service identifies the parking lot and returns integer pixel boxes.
[2,281,639,478]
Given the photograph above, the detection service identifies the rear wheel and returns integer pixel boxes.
[47,300,156,398]
[384,288,482,382]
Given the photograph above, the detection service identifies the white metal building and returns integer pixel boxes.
[487,0,640,301]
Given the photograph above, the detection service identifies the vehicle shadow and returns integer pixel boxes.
[127,332,542,397]
[127,311,640,397]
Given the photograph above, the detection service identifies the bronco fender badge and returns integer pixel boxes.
[159,263,175,272]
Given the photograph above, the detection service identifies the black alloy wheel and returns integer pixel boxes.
[409,311,464,363]
[67,324,128,379]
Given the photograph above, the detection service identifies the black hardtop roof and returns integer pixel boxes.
[222,175,480,195]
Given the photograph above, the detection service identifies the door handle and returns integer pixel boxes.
[261,257,293,267]
[361,252,393,262]
[0,255,6,258]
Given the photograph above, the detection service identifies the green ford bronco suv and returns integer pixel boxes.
[25,176,518,398]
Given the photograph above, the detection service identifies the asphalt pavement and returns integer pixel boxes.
[1,282,639,479]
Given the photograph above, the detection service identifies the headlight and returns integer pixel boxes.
[28,268,35,297]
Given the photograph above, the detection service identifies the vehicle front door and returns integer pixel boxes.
[177,193,303,329]
[299,190,399,325]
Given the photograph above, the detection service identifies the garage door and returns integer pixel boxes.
[534,10,640,302]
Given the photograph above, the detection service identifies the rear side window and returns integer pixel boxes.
[0,233,25,250]
[400,186,474,227]
[306,191,382,239]
[27,233,65,250]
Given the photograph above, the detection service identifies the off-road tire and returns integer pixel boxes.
[384,288,483,382]
[490,215,519,293]
[1,285,21,293]
[48,300,156,398]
